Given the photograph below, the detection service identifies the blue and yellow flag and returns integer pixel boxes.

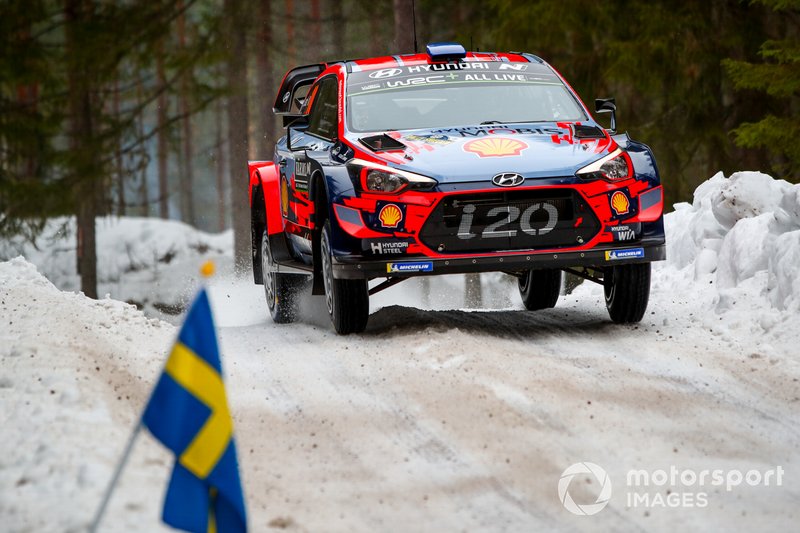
[143,289,247,533]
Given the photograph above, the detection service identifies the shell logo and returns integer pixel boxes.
[378,204,403,228]
[463,137,528,158]
[610,190,630,216]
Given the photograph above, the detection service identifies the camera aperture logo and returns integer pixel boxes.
[558,462,612,516]
[558,462,785,515]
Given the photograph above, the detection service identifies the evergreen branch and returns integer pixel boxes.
[722,58,800,97]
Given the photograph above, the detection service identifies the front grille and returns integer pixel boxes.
[419,188,600,254]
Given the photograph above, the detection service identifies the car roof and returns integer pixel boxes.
[273,51,546,114]
[346,51,542,72]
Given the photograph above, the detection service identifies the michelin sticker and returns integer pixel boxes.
[386,261,433,273]
[605,248,645,261]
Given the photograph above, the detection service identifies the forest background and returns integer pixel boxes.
[1,0,797,297]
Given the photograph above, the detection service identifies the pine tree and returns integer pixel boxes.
[0,1,68,240]
[1,0,227,296]
[723,0,800,178]
[225,0,252,271]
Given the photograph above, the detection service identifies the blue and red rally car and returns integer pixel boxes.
[248,43,665,334]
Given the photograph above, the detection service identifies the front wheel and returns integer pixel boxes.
[321,221,369,334]
[518,268,562,310]
[604,263,651,323]
[261,229,306,323]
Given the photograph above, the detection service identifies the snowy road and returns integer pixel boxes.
[3,171,800,531]
[207,274,800,532]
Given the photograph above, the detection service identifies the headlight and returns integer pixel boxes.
[350,159,438,194]
[365,169,407,193]
[576,148,633,182]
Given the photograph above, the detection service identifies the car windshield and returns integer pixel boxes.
[346,61,586,132]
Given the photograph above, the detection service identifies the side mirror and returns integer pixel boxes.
[285,115,310,151]
[595,98,617,134]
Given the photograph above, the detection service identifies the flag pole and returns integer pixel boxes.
[90,261,216,532]
[89,418,143,533]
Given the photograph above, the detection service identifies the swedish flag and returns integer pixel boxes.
[143,289,247,532]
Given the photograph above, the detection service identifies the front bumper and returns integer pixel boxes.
[332,241,665,279]
[330,176,666,279]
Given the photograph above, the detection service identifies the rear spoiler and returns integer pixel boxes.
[273,63,327,115]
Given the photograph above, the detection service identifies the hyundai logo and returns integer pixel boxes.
[369,68,403,79]
[492,173,525,187]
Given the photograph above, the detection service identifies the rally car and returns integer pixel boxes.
[248,42,665,334]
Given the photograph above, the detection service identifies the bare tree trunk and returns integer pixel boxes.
[285,0,295,66]
[329,0,345,57]
[113,76,125,216]
[464,274,483,308]
[136,75,149,216]
[156,39,169,219]
[256,0,275,153]
[393,0,414,54]
[65,0,98,299]
[215,95,227,231]
[175,120,186,216]
[369,6,381,56]
[420,276,430,307]
[225,0,251,271]
[13,23,39,180]
[309,0,320,55]
[177,0,196,226]
[26,107,40,178]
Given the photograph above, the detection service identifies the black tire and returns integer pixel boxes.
[604,263,651,323]
[518,268,562,310]
[321,220,369,334]
[261,229,306,323]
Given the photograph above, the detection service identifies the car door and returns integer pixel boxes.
[280,75,339,262]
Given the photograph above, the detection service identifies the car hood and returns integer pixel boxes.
[349,122,617,183]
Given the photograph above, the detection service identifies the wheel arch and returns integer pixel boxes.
[249,161,281,284]
[250,178,266,285]
[613,133,661,187]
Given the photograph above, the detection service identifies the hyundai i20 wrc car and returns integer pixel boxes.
[248,42,665,334]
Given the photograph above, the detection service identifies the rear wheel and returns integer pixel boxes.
[604,263,651,323]
[261,229,306,323]
[321,220,369,334]
[518,268,562,310]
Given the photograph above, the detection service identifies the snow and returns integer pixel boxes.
[2,171,800,531]
[658,171,800,349]
[0,257,175,532]
[0,216,232,320]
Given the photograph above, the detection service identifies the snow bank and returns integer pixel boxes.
[0,257,175,532]
[0,216,232,319]
[664,171,800,314]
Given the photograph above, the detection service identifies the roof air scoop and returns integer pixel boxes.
[426,42,466,62]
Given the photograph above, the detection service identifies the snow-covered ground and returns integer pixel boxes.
[1,171,799,531]
[0,216,232,320]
